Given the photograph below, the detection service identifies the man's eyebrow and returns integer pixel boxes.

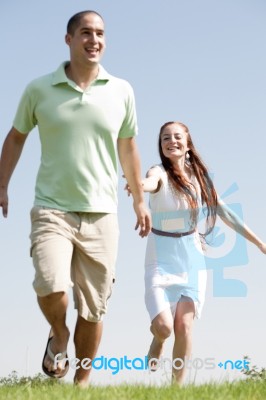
[80,27,104,33]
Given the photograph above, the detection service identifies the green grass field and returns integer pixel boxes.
[1,374,266,400]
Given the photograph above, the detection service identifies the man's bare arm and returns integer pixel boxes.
[0,127,28,217]
[117,137,151,237]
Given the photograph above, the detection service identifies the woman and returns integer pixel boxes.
[126,121,266,385]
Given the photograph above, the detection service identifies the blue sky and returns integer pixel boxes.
[0,0,265,385]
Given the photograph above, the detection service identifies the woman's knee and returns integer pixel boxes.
[175,317,193,337]
[152,320,172,340]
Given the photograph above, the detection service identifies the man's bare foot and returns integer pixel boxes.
[74,377,89,388]
[42,328,70,377]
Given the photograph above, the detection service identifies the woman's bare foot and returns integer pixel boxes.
[147,337,164,371]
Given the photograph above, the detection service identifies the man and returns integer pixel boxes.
[0,10,150,387]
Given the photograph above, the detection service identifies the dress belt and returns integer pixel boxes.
[151,227,195,238]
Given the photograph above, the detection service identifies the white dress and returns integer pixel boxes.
[144,165,207,321]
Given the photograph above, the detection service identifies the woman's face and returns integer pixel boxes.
[160,123,189,161]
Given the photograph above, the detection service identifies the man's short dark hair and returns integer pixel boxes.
[67,10,104,35]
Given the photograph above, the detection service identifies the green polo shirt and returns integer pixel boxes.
[13,62,138,212]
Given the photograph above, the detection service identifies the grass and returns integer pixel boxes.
[1,372,266,400]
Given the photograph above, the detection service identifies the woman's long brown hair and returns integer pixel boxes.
[158,121,217,238]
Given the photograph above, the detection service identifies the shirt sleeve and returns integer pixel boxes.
[13,84,37,134]
[118,81,138,139]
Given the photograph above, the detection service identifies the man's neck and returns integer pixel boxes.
[65,62,99,90]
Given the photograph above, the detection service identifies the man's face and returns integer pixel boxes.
[65,13,106,66]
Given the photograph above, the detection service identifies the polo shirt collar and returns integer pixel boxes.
[52,62,110,86]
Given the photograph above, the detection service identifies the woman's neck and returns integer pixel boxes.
[171,160,192,181]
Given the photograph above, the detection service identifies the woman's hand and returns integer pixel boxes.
[257,242,266,254]
[123,175,132,196]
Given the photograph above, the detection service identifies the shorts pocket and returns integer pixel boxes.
[30,206,67,224]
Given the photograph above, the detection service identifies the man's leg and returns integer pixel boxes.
[73,315,103,386]
[30,207,76,376]
[71,213,119,386]
[38,292,70,374]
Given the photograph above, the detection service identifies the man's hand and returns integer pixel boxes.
[0,187,8,218]
[133,201,151,238]
[118,138,151,237]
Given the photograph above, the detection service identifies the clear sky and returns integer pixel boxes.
[0,0,265,386]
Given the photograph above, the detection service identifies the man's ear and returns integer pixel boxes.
[65,33,71,46]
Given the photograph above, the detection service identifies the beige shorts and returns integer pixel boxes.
[30,206,119,322]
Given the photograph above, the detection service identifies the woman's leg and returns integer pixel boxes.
[148,308,173,370]
[172,296,195,385]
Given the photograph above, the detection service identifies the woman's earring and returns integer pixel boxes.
[185,151,191,166]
